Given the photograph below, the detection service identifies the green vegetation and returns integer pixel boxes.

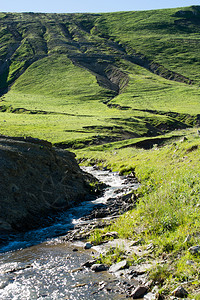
[1,8,200,146]
[0,6,200,297]
[110,61,200,115]
[78,130,200,297]
[98,246,127,266]
[95,6,200,83]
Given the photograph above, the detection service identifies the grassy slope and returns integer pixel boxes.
[0,55,151,143]
[1,8,200,146]
[79,130,200,298]
[110,60,200,114]
[93,7,200,114]
[97,6,200,82]
[0,8,200,297]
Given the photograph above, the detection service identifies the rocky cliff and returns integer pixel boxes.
[0,135,98,235]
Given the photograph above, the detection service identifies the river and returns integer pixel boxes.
[0,167,139,299]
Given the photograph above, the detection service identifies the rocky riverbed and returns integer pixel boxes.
[60,203,190,300]
[60,200,156,299]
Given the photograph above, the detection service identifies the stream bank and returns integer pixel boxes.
[0,165,192,299]
[0,136,103,240]
[0,166,143,299]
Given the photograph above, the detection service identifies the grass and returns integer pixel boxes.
[96,6,200,83]
[78,129,200,296]
[1,55,200,144]
[110,60,200,115]
[2,55,196,144]
[1,9,200,146]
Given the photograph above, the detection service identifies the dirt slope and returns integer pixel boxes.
[0,135,97,234]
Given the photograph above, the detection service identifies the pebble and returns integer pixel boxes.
[131,285,148,299]
[71,267,84,273]
[146,243,154,250]
[144,292,157,299]
[91,264,108,272]
[172,286,188,298]
[130,239,144,246]
[72,248,78,252]
[102,231,119,238]
[72,283,87,288]
[180,136,187,142]
[81,259,97,268]
[109,260,128,273]
[186,260,195,265]
[84,242,93,249]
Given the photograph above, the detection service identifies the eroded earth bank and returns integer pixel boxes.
[0,135,100,236]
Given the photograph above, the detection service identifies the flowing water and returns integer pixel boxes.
[0,167,139,299]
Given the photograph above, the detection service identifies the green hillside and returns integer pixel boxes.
[0,7,200,298]
[0,7,200,145]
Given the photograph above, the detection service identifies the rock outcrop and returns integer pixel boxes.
[0,135,98,235]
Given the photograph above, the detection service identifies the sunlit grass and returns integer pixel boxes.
[79,129,200,294]
[98,6,200,83]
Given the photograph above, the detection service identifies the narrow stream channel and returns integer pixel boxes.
[0,167,139,299]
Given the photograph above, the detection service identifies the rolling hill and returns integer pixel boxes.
[0,6,200,147]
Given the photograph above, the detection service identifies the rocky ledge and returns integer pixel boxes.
[0,135,101,236]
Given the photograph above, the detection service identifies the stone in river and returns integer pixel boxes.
[72,248,78,252]
[81,259,97,268]
[91,264,108,272]
[84,242,93,249]
[109,260,128,273]
[131,285,148,299]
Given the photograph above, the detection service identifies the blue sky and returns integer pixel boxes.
[1,0,200,13]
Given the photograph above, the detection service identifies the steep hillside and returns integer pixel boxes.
[0,7,200,148]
